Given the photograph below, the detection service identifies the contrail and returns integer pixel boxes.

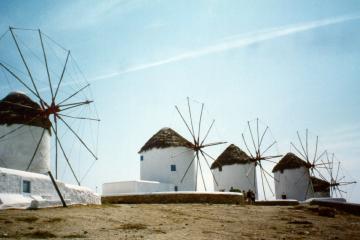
[89,14,360,81]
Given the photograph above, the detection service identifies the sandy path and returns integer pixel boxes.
[0,204,359,239]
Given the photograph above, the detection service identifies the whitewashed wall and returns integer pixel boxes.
[102,180,174,196]
[212,163,257,197]
[0,167,100,209]
[274,167,314,201]
[0,124,50,174]
[140,147,195,191]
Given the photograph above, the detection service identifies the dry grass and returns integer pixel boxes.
[23,230,56,238]
[15,216,39,222]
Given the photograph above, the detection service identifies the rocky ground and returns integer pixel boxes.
[0,204,359,239]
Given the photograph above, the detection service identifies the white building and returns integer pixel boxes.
[211,144,257,196]
[102,127,196,196]
[0,167,100,209]
[139,127,196,191]
[0,92,100,209]
[0,92,50,173]
[272,152,314,201]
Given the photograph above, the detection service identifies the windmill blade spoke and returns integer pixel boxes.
[175,105,196,142]
[58,84,90,105]
[0,114,44,141]
[339,181,357,186]
[263,159,278,164]
[260,164,278,182]
[26,128,46,170]
[259,165,266,200]
[259,126,269,151]
[0,124,25,141]
[312,136,319,165]
[294,169,309,186]
[290,142,307,160]
[38,29,54,99]
[0,62,44,103]
[337,176,345,182]
[201,141,227,148]
[197,153,207,191]
[54,50,70,100]
[59,101,92,112]
[58,113,100,122]
[320,159,332,176]
[305,129,309,162]
[187,97,196,141]
[246,163,255,177]
[54,117,58,179]
[263,155,282,160]
[180,153,196,183]
[256,118,260,152]
[57,116,98,160]
[335,162,340,182]
[195,152,199,191]
[314,150,326,164]
[242,133,254,158]
[51,124,80,185]
[296,131,308,161]
[197,103,204,144]
[199,149,219,186]
[313,168,328,182]
[200,119,215,146]
[9,27,43,105]
[247,121,258,155]
[260,164,274,196]
[261,141,277,156]
[59,100,93,107]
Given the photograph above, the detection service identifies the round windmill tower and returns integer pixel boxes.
[211,144,256,193]
[139,98,225,192]
[0,27,100,185]
[288,129,329,199]
[139,127,196,191]
[272,152,313,200]
[0,91,51,173]
[241,118,282,199]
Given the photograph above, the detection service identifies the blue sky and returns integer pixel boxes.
[0,0,360,201]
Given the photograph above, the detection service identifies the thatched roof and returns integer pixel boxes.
[272,152,307,173]
[0,92,51,130]
[139,127,194,153]
[210,144,251,169]
[311,176,330,192]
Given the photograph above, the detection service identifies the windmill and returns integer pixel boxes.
[322,152,357,199]
[241,118,282,199]
[174,97,226,191]
[0,27,99,186]
[290,129,328,198]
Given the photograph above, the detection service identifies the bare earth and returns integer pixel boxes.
[0,204,360,239]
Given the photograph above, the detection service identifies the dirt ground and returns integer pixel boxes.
[0,204,360,239]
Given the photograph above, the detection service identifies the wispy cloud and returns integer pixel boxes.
[90,14,360,82]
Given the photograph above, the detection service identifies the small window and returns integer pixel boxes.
[23,180,31,193]
[140,155,144,161]
[174,186,178,191]
[219,166,222,172]
[170,164,176,172]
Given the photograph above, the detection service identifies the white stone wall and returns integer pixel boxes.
[0,124,50,174]
[274,167,314,201]
[102,180,174,196]
[212,163,257,197]
[0,167,100,209]
[140,147,196,191]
